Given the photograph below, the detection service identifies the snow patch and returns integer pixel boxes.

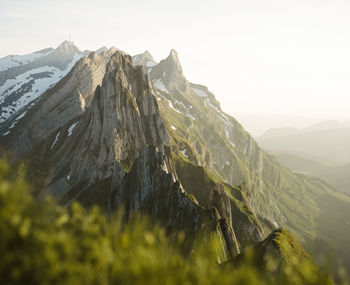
[0,53,82,123]
[180,149,188,158]
[153,79,168,93]
[244,143,248,155]
[50,131,60,149]
[164,98,182,114]
[192,87,208,98]
[171,125,176,130]
[67,122,78,136]
[146,61,156,67]
[8,111,27,130]
[0,50,53,72]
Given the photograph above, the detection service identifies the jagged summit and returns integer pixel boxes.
[55,40,81,54]
[132,50,157,68]
[142,50,154,61]
[149,49,189,93]
[166,49,182,70]
[96,46,108,54]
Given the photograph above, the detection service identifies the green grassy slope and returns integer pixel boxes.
[152,80,350,276]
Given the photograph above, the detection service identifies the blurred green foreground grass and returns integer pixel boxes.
[0,160,346,285]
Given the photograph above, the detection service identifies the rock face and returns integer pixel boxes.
[149,50,190,94]
[0,48,117,157]
[172,156,264,248]
[0,48,240,259]
[114,145,240,257]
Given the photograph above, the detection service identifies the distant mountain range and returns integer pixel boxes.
[272,152,350,194]
[0,41,349,278]
[257,121,350,165]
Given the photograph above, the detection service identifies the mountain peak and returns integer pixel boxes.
[165,49,181,70]
[132,50,157,67]
[55,40,80,54]
[96,46,108,54]
[142,50,153,59]
[169,49,178,58]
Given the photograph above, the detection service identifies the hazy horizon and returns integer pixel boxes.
[2,0,350,133]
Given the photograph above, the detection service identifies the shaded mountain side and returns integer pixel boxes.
[272,152,350,195]
[172,153,264,248]
[0,41,87,124]
[225,228,333,285]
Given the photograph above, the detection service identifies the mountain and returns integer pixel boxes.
[0,45,349,277]
[133,50,350,273]
[270,152,350,195]
[0,47,240,260]
[257,122,350,164]
[0,41,90,125]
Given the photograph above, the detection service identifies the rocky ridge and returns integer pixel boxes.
[0,48,241,259]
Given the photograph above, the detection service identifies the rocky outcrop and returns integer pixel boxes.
[0,48,117,157]
[114,145,239,258]
[64,50,170,185]
[224,229,332,283]
[172,156,264,249]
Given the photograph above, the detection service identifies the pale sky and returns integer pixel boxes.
[1,0,350,134]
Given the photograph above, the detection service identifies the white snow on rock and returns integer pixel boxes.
[0,50,53,72]
[244,143,248,155]
[146,61,157,67]
[192,87,208,98]
[273,221,279,228]
[168,100,181,114]
[8,111,27,130]
[207,101,220,112]
[2,131,10,136]
[188,114,196,121]
[153,79,168,93]
[180,149,188,158]
[192,87,221,112]
[0,53,82,123]
[50,131,60,149]
[171,125,176,130]
[225,127,236,147]
[67,122,78,136]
